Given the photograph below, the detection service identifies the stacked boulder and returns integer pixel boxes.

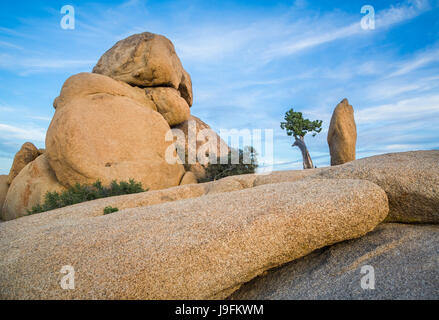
[1,32,226,221]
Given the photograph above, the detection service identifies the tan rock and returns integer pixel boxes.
[0,175,8,217]
[7,142,40,185]
[253,169,320,187]
[204,178,244,194]
[309,150,439,223]
[53,72,156,111]
[46,73,185,190]
[178,69,193,107]
[327,98,357,166]
[145,87,190,126]
[1,155,65,221]
[92,32,185,89]
[179,171,198,185]
[173,115,230,180]
[0,179,388,299]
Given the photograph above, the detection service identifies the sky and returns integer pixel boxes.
[0,0,438,173]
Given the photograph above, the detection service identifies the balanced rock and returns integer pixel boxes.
[173,115,230,180]
[327,99,357,166]
[230,223,439,300]
[309,150,439,223]
[145,87,190,126]
[92,33,190,96]
[0,179,388,299]
[7,142,40,185]
[46,72,185,190]
[0,175,8,217]
[1,155,65,221]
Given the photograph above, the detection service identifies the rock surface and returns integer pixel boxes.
[179,171,198,185]
[173,115,230,180]
[309,150,439,223]
[7,142,40,185]
[92,32,186,90]
[1,155,65,221]
[46,72,185,190]
[327,99,357,166]
[145,87,190,126]
[0,175,8,217]
[230,223,439,300]
[0,179,388,299]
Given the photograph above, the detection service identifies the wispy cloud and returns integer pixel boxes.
[0,123,46,142]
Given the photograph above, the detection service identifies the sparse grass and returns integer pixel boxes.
[103,206,119,215]
[28,179,146,215]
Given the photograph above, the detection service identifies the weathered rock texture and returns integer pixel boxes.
[327,99,357,166]
[46,72,185,190]
[309,150,439,224]
[0,179,388,299]
[173,115,230,180]
[145,87,190,126]
[179,171,198,185]
[230,223,439,300]
[7,142,40,185]
[92,32,189,97]
[0,175,8,217]
[1,155,65,221]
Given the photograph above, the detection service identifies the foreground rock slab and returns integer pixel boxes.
[230,223,439,300]
[309,150,439,223]
[0,179,388,299]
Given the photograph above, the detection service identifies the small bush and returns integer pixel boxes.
[28,179,146,215]
[200,146,258,182]
[103,206,119,215]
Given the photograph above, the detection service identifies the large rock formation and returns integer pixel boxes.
[0,179,388,299]
[0,175,8,216]
[1,155,65,221]
[230,223,439,300]
[46,72,185,190]
[92,32,192,105]
[7,142,41,185]
[308,150,439,223]
[327,98,357,166]
[173,115,230,180]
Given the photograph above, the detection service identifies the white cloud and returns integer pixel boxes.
[0,124,46,142]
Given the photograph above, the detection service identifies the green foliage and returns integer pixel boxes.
[280,109,323,138]
[200,146,258,182]
[28,179,146,215]
[103,206,119,215]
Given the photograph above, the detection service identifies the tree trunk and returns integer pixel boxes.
[293,136,314,169]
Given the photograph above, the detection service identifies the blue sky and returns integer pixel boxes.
[0,0,438,173]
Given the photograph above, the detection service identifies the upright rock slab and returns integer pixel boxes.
[328,99,357,166]
[0,179,388,299]
[7,142,40,185]
[1,155,65,221]
[309,150,439,223]
[46,73,185,190]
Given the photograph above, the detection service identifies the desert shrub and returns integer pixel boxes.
[200,146,258,182]
[103,206,119,215]
[28,179,146,215]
